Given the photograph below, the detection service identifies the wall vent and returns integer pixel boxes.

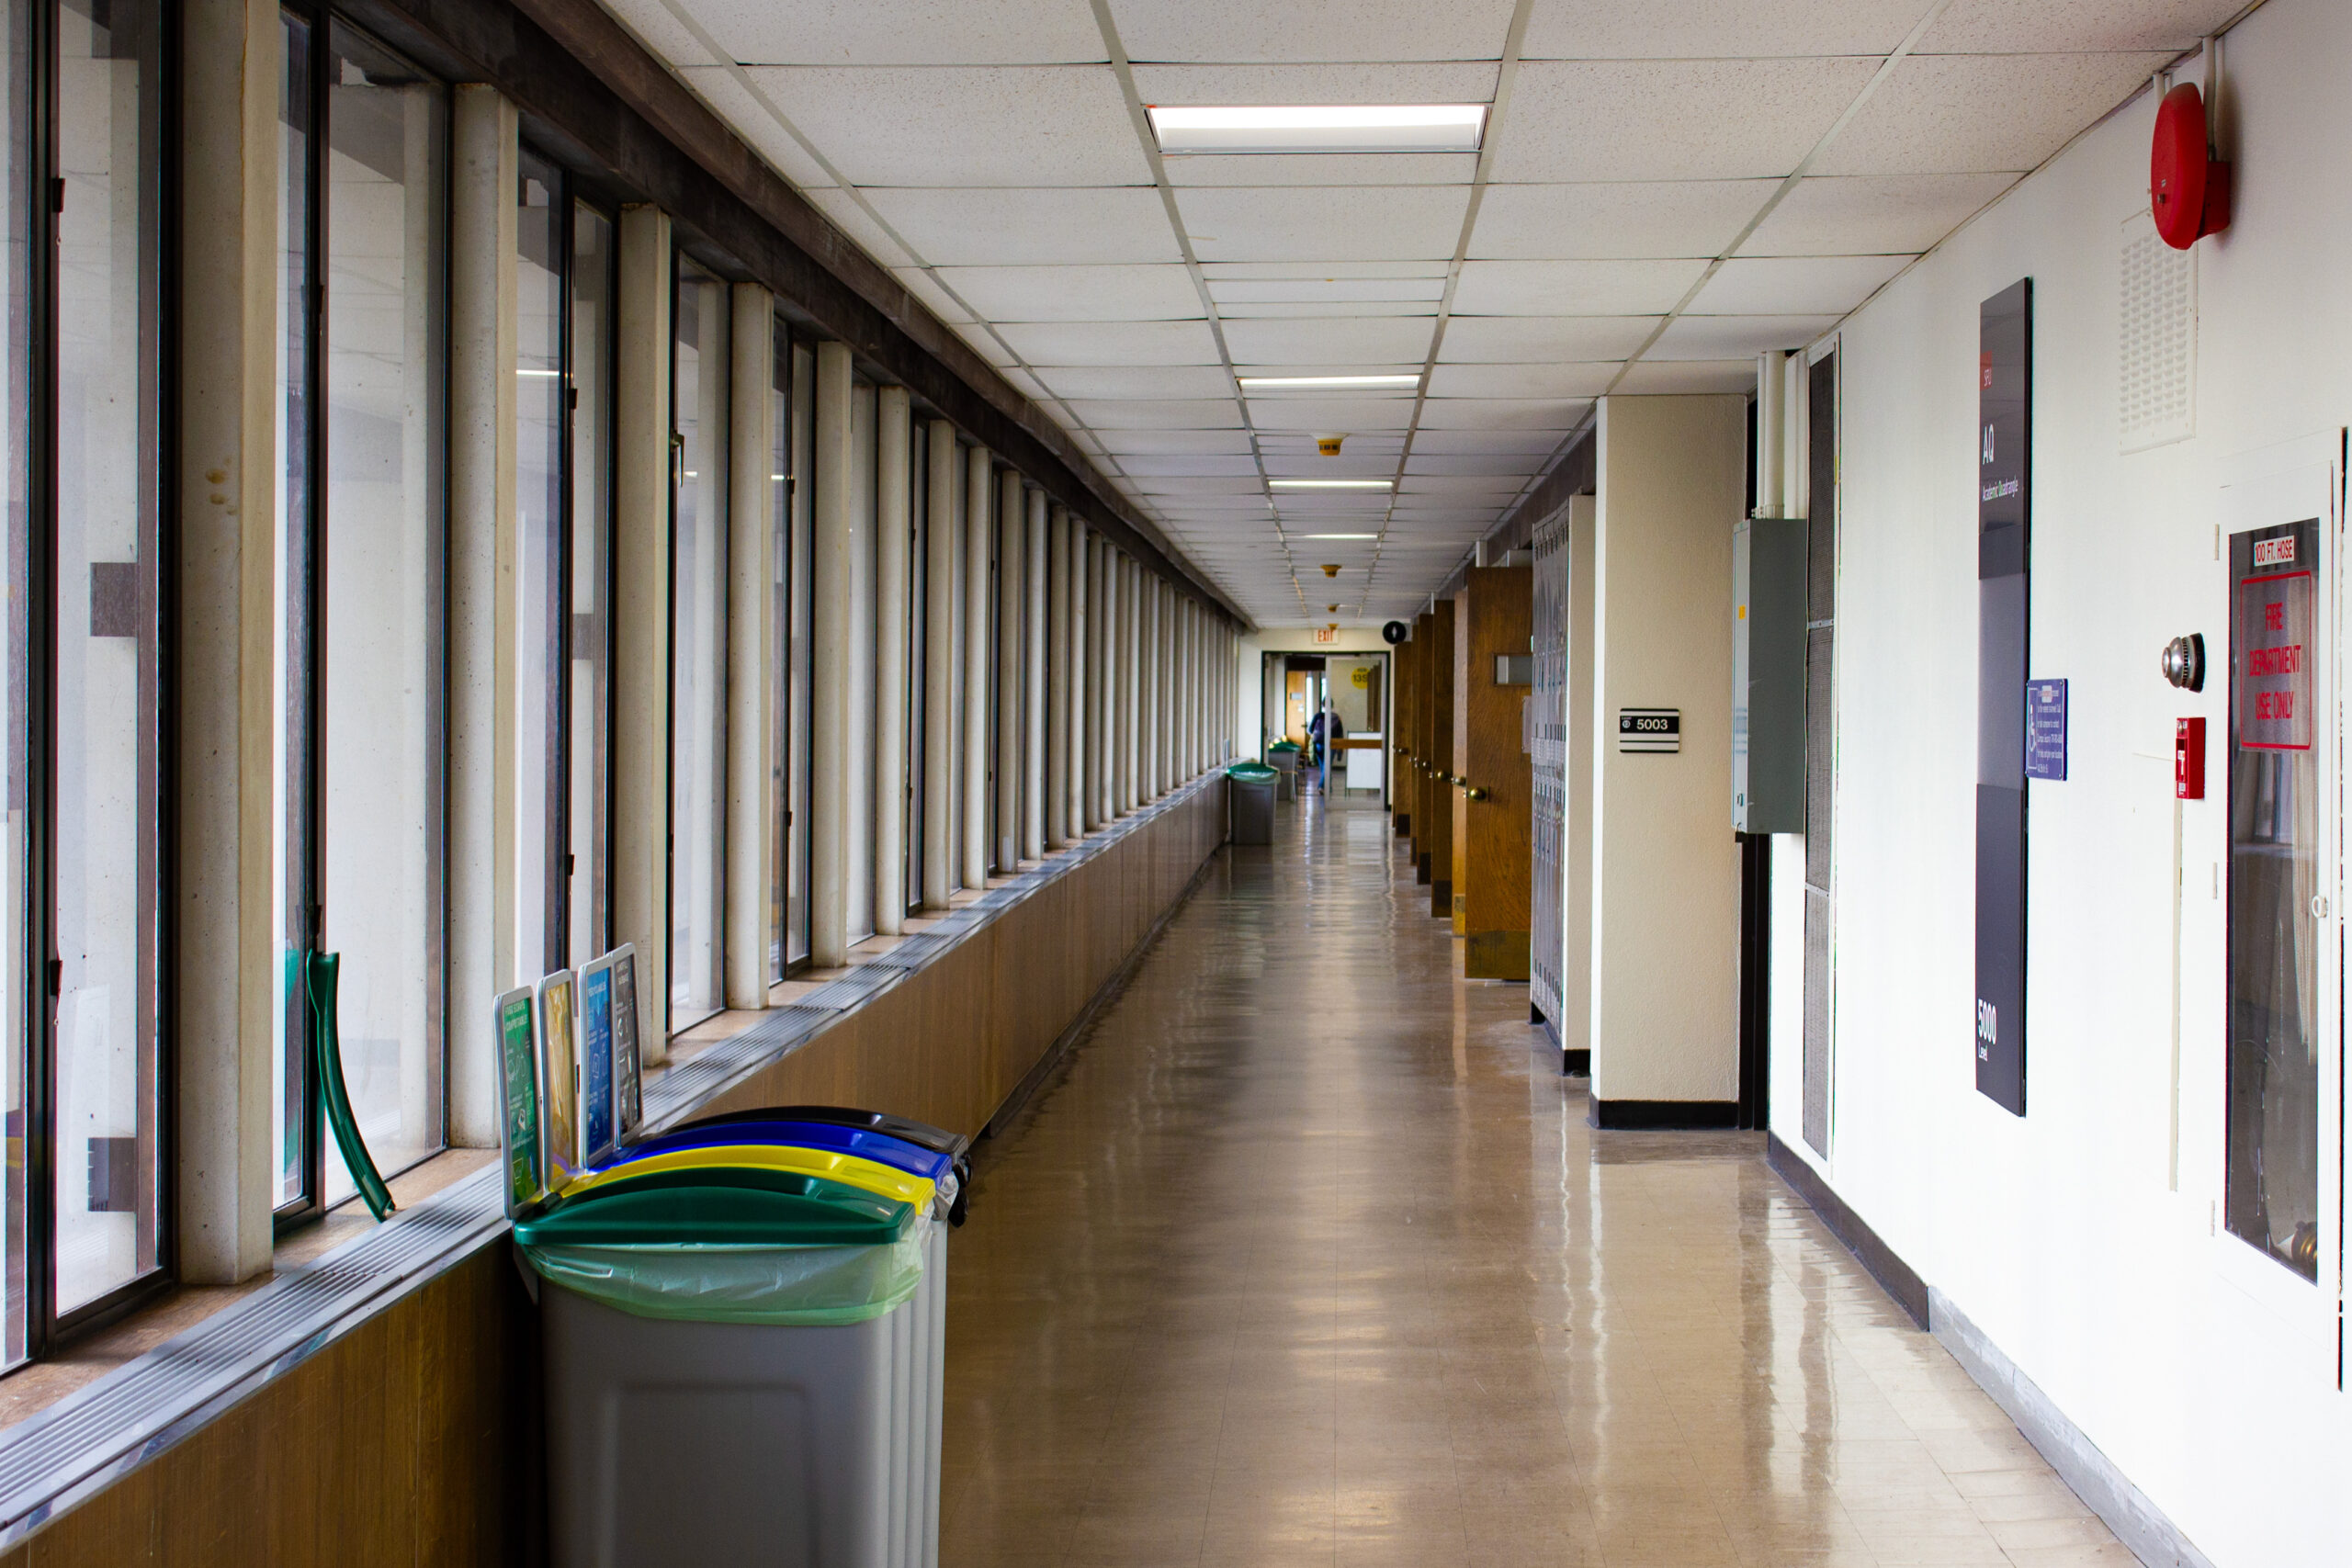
[2119,211,2196,454]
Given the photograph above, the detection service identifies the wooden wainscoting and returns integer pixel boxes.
[7,778,1227,1567]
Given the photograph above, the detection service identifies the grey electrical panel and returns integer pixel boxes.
[1733,516,1806,832]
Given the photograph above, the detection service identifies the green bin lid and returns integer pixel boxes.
[1227,761,1278,781]
[514,1167,916,1247]
[1267,739,1301,752]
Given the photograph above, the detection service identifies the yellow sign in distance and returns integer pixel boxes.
[1351,666,1369,689]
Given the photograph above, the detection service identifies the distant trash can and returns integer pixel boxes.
[524,1108,967,1568]
[1266,741,1300,801]
[1227,761,1278,844]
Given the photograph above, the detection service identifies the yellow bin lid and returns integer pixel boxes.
[567,1143,937,1212]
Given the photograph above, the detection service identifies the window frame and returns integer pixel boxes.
[272,3,453,1234]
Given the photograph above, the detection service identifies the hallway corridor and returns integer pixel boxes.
[939,804,2130,1568]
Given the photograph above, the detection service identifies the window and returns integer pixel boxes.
[669,257,727,1032]
[37,0,168,1339]
[905,421,926,918]
[516,148,615,979]
[277,12,448,1218]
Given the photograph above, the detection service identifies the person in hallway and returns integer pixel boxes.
[1306,701,1344,773]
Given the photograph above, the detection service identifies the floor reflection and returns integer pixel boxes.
[940,801,2128,1566]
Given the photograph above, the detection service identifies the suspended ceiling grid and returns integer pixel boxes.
[594,0,2241,626]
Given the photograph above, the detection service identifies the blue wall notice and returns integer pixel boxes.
[2025,680,2067,781]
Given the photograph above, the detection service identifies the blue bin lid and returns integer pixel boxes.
[605,1119,956,1185]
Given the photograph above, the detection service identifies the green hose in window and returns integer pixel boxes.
[308,951,397,1222]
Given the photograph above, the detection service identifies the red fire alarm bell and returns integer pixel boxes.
[2176,717,2206,799]
[2151,83,2231,249]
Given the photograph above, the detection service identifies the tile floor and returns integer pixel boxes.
[939,800,2134,1567]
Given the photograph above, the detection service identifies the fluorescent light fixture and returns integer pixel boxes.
[1270,479,1393,491]
[1148,104,1486,155]
[1300,532,1378,539]
[1238,374,1421,390]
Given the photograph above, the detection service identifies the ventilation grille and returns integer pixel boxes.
[2120,212,2196,454]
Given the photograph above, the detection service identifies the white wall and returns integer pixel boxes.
[1782,2,2352,1560]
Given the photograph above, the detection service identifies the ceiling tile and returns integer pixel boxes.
[952,321,1013,365]
[804,188,918,266]
[932,265,1203,321]
[1094,428,1256,454]
[1173,185,1469,263]
[1740,172,2017,256]
[1261,457,1403,480]
[732,66,1148,186]
[1452,258,1705,315]
[1224,317,1438,365]
[691,0,1107,63]
[1064,398,1243,428]
[1260,429,1407,452]
[1106,0,1519,63]
[1418,398,1592,429]
[1210,278,1447,304]
[1403,453,1538,476]
[1411,429,1573,455]
[1248,397,1417,432]
[1919,0,2248,53]
[1812,52,2172,176]
[1493,59,1879,183]
[1438,315,1655,363]
[1115,455,1263,477]
[1468,180,1773,260]
[1203,261,1448,281]
[1166,153,1478,186]
[891,265,976,324]
[1690,254,1908,314]
[1424,362,1615,399]
[1650,314,1839,359]
[608,0,723,63]
[859,187,1177,265]
[1034,364,1235,400]
[996,320,1223,365]
[1521,0,1931,59]
[1217,301,1442,319]
[675,67,836,186]
[1399,476,1523,496]
[1611,360,1755,393]
[1134,477,1266,495]
[1129,62,1500,105]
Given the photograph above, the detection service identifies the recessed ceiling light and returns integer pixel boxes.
[1270,479,1393,491]
[1300,533,1378,539]
[1148,104,1487,156]
[1238,374,1421,390]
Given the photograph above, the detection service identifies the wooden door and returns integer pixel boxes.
[1425,598,1456,919]
[1463,566,1533,977]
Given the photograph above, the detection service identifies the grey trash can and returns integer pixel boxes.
[1227,762,1277,844]
[521,1172,941,1568]
[1266,743,1299,801]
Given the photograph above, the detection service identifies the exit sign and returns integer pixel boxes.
[1312,626,1339,645]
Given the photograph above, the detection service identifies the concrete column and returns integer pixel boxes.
[962,446,991,887]
[995,468,1024,867]
[1106,551,1124,815]
[809,341,855,965]
[1138,578,1158,799]
[445,87,519,1145]
[613,205,672,1063]
[176,0,279,1280]
[872,386,911,935]
[1120,556,1139,813]
[922,420,958,908]
[1081,533,1103,831]
[1180,600,1194,779]
[1045,503,1070,851]
[1158,582,1175,792]
[724,286,775,1005]
[1065,513,1086,841]
[1023,491,1048,859]
[1588,395,1746,1111]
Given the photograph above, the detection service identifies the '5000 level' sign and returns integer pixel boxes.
[1618,709,1679,753]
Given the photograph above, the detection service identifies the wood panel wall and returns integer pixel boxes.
[1423,598,1456,921]
[1463,567,1534,979]
[9,782,1227,1568]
